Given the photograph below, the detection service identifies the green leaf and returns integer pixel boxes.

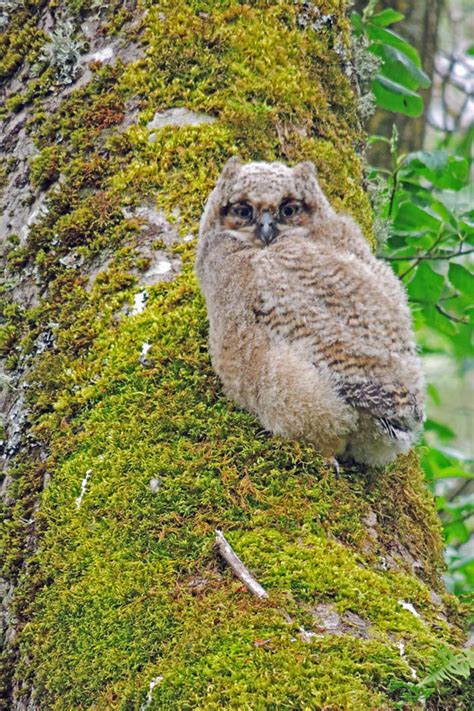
[349,11,363,33]
[405,234,433,249]
[459,211,474,244]
[465,306,474,325]
[404,151,469,189]
[429,199,458,227]
[435,466,474,480]
[370,44,430,90]
[450,322,473,359]
[419,644,474,688]
[444,519,470,545]
[425,419,455,442]
[394,201,441,232]
[366,134,391,146]
[371,9,405,26]
[449,555,474,573]
[461,209,474,225]
[371,76,423,117]
[427,383,441,406]
[448,263,474,298]
[407,263,444,303]
[422,447,454,472]
[365,24,422,66]
[424,305,458,336]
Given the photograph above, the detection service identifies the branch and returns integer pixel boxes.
[215,529,269,599]
[398,228,446,279]
[387,165,400,219]
[435,304,469,324]
[445,478,474,503]
[385,248,474,263]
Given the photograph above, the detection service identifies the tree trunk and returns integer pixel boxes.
[0,2,468,709]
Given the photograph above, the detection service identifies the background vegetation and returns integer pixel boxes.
[353,0,473,600]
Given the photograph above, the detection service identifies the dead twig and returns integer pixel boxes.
[215,529,268,599]
[214,532,320,643]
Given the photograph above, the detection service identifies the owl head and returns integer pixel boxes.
[200,156,334,247]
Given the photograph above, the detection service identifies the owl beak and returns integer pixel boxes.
[257,212,278,245]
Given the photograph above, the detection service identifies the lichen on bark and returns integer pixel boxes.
[0,1,470,709]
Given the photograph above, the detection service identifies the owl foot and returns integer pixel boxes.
[324,456,341,478]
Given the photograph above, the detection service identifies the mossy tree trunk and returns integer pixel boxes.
[0,2,468,709]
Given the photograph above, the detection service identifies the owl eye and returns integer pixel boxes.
[230,203,253,221]
[280,202,300,219]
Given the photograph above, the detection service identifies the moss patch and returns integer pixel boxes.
[6,268,466,708]
[0,1,48,85]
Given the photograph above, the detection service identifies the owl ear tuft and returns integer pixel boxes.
[219,155,243,182]
[293,160,332,215]
[293,161,317,179]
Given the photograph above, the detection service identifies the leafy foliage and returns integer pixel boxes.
[351,1,430,117]
[391,644,474,706]
[420,644,474,688]
[357,3,473,601]
[375,135,472,340]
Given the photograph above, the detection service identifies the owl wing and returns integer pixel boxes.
[253,298,419,428]
[335,379,424,441]
[253,250,423,440]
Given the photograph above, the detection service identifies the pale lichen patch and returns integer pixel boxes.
[147,107,216,137]
[75,468,92,509]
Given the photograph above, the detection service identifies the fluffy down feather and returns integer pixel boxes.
[196,158,424,466]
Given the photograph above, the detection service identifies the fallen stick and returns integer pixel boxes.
[215,529,268,600]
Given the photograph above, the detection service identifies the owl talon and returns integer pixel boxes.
[324,457,340,478]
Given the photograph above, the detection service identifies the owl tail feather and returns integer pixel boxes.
[376,417,412,442]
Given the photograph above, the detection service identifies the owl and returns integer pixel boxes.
[196,157,424,467]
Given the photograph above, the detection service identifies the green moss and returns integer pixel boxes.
[6,244,30,272]
[1,1,468,709]
[30,145,64,189]
[0,2,48,83]
[6,266,466,708]
[3,65,59,117]
[97,601,407,709]
[116,0,374,238]
[0,165,7,192]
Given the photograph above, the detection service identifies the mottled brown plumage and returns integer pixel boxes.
[196,157,424,466]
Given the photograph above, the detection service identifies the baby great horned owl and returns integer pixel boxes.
[196,157,424,467]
